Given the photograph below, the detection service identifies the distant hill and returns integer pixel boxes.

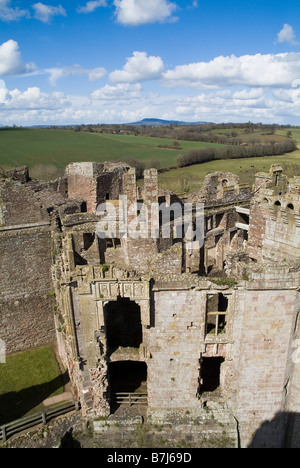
[128,118,211,126]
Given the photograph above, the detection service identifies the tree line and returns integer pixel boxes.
[63,122,297,144]
[175,139,297,168]
[109,138,297,178]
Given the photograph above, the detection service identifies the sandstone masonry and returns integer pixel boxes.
[0,162,299,448]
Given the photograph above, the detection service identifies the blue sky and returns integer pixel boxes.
[0,0,300,125]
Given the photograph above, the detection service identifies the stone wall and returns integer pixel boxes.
[247,198,267,262]
[0,229,55,353]
[284,292,300,448]
[0,175,57,354]
[148,289,205,410]
[248,165,300,263]
[262,211,300,261]
[149,243,183,276]
[65,163,98,212]
[1,162,299,448]
[93,409,238,448]
[66,162,129,212]
[0,179,50,227]
[147,273,300,448]
[228,285,299,447]
[187,171,251,207]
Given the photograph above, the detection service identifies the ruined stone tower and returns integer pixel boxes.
[0,162,299,448]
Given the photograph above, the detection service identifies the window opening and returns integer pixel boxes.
[215,213,224,228]
[200,357,224,392]
[106,238,121,249]
[206,216,213,232]
[104,298,142,352]
[287,203,295,225]
[206,293,228,336]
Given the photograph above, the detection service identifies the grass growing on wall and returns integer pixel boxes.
[0,345,65,425]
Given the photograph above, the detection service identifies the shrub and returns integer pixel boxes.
[176,148,216,168]
[175,139,297,169]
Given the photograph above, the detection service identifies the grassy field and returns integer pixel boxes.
[1,126,300,195]
[0,128,222,171]
[206,126,291,144]
[158,127,300,195]
[158,151,300,194]
[0,346,65,425]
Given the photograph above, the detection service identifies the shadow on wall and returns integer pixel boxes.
[248,412,300,448]
[59,428,81,449]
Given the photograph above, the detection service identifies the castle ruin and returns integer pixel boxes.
[0,162,299,448]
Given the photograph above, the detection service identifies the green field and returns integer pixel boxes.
[0,346,64,425]
[1,126,300,195]
[158,127,300,194]
[158,152,300,195]
[0,128,222,171]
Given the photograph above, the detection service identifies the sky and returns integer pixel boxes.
[1,0,300,126]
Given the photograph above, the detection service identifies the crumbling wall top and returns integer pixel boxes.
[253,164,289,195]
[0,166,29,184]
[65,161,130,178]
[187,171,250,205]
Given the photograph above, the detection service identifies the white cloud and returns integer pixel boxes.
[77,0,107,14]
[272,88,296,103]
[170,90,292,124]
[0,81,93,126]
[1,80,300,127]
[109,51,164,83]
[276,24,299,45]
[46,65,107,85]
[232,88,264,100]
[0,0,29,22]
[2,49,300,126]
[88,67,107,81]
[162,53,300,89]
[113,0,178,26]
[0,40,35,76]
[91,83,142,100]
[187,1,198,8]
[0,83,71,111]
[32,3,66,23]
[46,67,66,86]
[0,80,144,125]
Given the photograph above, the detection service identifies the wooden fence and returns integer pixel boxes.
[0,400,80,442]
[110,393,148,407]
